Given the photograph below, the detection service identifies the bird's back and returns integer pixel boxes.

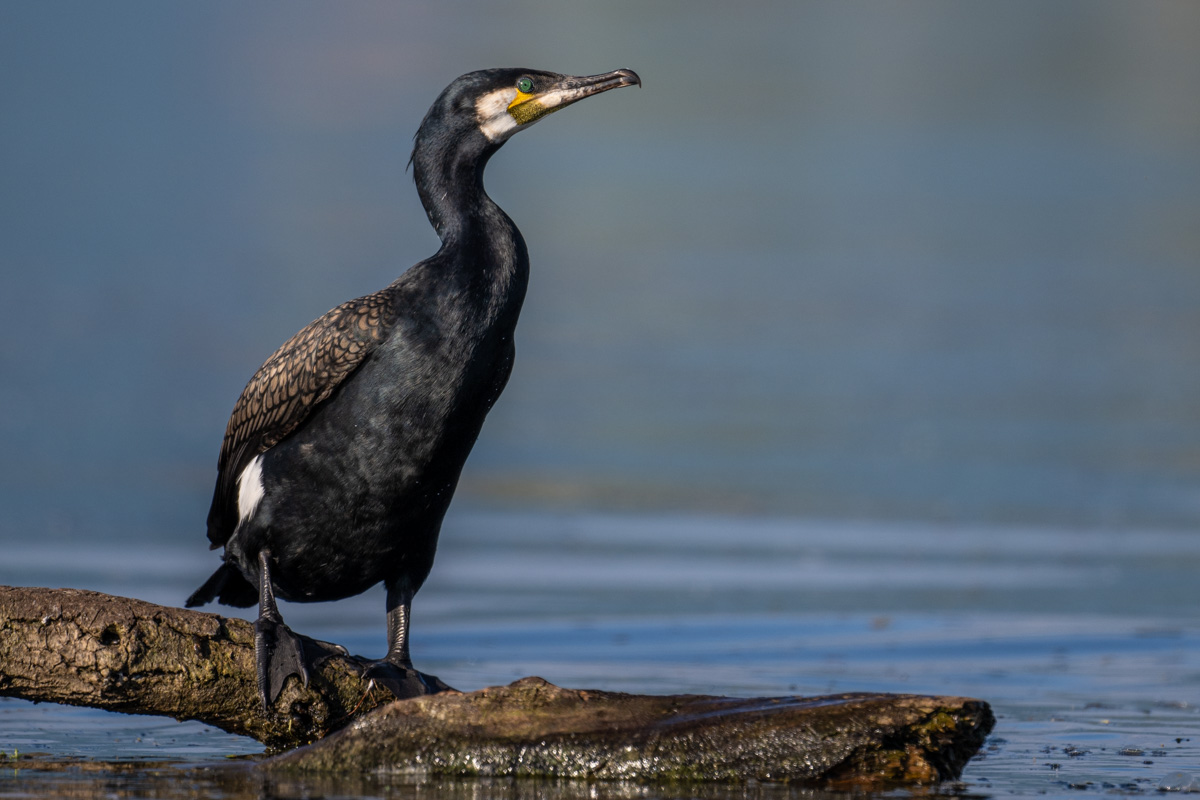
[205,287,404,548]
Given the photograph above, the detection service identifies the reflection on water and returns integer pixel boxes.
[2,763,907,800]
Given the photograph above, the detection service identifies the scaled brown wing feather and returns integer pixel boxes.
[206,289,400,546]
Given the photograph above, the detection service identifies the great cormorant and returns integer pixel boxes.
[186,67,640,709]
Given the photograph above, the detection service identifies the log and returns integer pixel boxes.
[266,677,994,785]
[0,586,994,785]
[0,585,393,749]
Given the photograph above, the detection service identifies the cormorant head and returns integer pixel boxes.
[410,68,639,233]
[413,68,641,163]
[470,68,641,143]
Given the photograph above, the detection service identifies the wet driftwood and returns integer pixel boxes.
[267,677,994,785]
[0,586,994,785]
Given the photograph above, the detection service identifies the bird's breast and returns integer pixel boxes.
[271,312,515,495]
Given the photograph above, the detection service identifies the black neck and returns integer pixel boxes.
[409,127,529,318]
[411,128,500,242]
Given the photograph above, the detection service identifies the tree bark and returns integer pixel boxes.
[0,586,994,785]
[0,585,390,749]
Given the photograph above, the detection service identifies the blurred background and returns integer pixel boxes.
[2,2,1199,544]
[2,2,1200,791]
[3,2,1200,540]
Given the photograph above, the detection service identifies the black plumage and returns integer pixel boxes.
[186,67,640,708]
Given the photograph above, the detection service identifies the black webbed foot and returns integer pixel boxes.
[254,613,307,709]
[252,549,354,710]
[354,580,454,699]
[301,634,350,663]
[355,656,454,699]
[254,618,351,709]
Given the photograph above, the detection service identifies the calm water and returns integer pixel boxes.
[2,1,1200,798]
[2,513,1199,797]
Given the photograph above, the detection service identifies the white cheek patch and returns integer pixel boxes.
[476,87,520,142]
[237,454,265,523]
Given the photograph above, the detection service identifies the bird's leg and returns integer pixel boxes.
[253,549,309,710]
[357,580,454,698]
[385,582,414,668]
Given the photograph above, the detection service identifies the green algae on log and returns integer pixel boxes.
[268,677,994,785]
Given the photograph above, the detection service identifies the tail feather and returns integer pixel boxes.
[187,563,256,608]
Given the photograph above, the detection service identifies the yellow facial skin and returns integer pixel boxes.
[507,90,544,125]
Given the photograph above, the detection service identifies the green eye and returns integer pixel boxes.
[516,77,533,93]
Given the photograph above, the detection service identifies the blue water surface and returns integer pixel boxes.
[2,513,1198,797]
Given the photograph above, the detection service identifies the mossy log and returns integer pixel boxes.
[267,677,993,785]
[0,586,994,785]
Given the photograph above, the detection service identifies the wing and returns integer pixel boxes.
[205,288,401,547]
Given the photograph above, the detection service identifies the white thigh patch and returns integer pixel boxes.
[236,455,265,522]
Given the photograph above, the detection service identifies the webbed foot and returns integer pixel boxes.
[254,619,350,708]
[355,656,454,698]
[254,613,306,709]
